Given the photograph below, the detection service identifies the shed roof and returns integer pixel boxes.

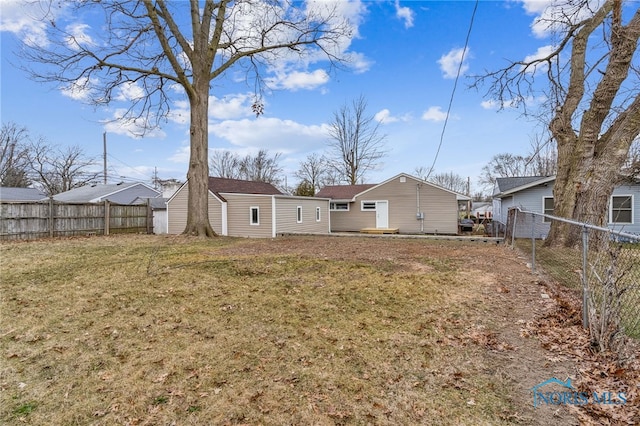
[315,184,376,200]
[0,187,47,201]
[209,177,282,195]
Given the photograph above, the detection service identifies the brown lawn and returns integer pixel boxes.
[0,235,637,425]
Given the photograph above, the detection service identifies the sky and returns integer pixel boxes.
[0,0,560,194]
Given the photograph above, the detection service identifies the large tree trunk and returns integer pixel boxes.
[547,129,636,248]
[183,75,216,237]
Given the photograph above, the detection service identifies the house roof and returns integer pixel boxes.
[52,182,159,203]
[0,187,47,201]
[208,177,282,195]
[315,184,376,200]
[494,176,551,196]
[316,173,472,201]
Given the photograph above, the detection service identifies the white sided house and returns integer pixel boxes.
[316,173,465,235]
[167,177,330,237]
[492,176,640,238]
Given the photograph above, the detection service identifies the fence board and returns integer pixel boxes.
[0,200,150,240]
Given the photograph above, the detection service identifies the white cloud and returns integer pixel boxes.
[167,93,256,126]
[209,94,255,120]
[103,109,166,139]
[520,45,556,74]
[0,0,51,47]
[64,23,95,50]
[210,117,329,154]
[437,47,471,79]
[168,145,190,164]
[115,81,145,102]
[394,0,414,29]
[520,0,607,39]
[421,106,448,122]
[60,76,96,101]
[345,51,374,74]
[375,109,411,124]
[520,0,551,15]
[480,95,545,110]
[267,69,330,91]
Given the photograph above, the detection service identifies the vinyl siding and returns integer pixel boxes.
[223,193,274,238]
[496,182,640,237]
[275,196,330,235]
[329,175,458,234]
[166,185,224,235]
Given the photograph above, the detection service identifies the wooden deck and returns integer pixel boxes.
[360,227,399,235]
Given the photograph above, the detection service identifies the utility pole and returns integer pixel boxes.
[103,132,107,184]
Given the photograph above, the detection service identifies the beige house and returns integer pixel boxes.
[167,177,330,237]
[316,173,467,234]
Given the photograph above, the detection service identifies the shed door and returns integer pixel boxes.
[376,200,389,228]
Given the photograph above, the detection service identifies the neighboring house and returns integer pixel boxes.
[0,187,47,201]
[492,176,640,238]
[52,182,161,205]
[167,177,330,237]
[315,173,468,234]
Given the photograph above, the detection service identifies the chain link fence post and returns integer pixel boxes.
[581,226,589,330]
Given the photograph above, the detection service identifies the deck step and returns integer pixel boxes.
[360,228,399,234]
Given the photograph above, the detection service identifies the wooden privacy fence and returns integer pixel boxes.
[0,200,152,241]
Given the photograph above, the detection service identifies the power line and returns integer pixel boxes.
[106,153,155,181]
[426,0,479,179]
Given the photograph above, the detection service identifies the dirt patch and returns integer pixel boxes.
[219,235,638,424]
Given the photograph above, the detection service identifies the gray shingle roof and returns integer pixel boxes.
[52,182,160,204]
[208,177,282,195]
[494,176,550,195]
[0,187,47,201]
[315,184,377,200]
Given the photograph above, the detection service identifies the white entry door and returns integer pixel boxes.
[376,200,389,228]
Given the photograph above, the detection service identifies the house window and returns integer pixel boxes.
[316,207,321,222]
[610,195,632,224]
[330,202,349,211]
[361,201,376,211]
[543,197,554,222]
[297,206,303,223]
[250,206,259,225]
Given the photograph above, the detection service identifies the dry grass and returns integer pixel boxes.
[515,239,640,339]
[1,235,552,425]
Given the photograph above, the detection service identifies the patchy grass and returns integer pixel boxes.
[2,235,564,425]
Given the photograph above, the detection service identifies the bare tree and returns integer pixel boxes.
[427,171,469,194]
[210,149,282,185]
[326,95,387,185]
[294,153,327,195]
[238,149,282,185]
[27,139,100,195]
[474,1,640,247]
[0,122,31,187]
[210,150,241,179]
[20,1,354,236]
[479,136,557,191]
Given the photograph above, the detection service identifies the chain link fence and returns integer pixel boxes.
[505,208,640,351]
